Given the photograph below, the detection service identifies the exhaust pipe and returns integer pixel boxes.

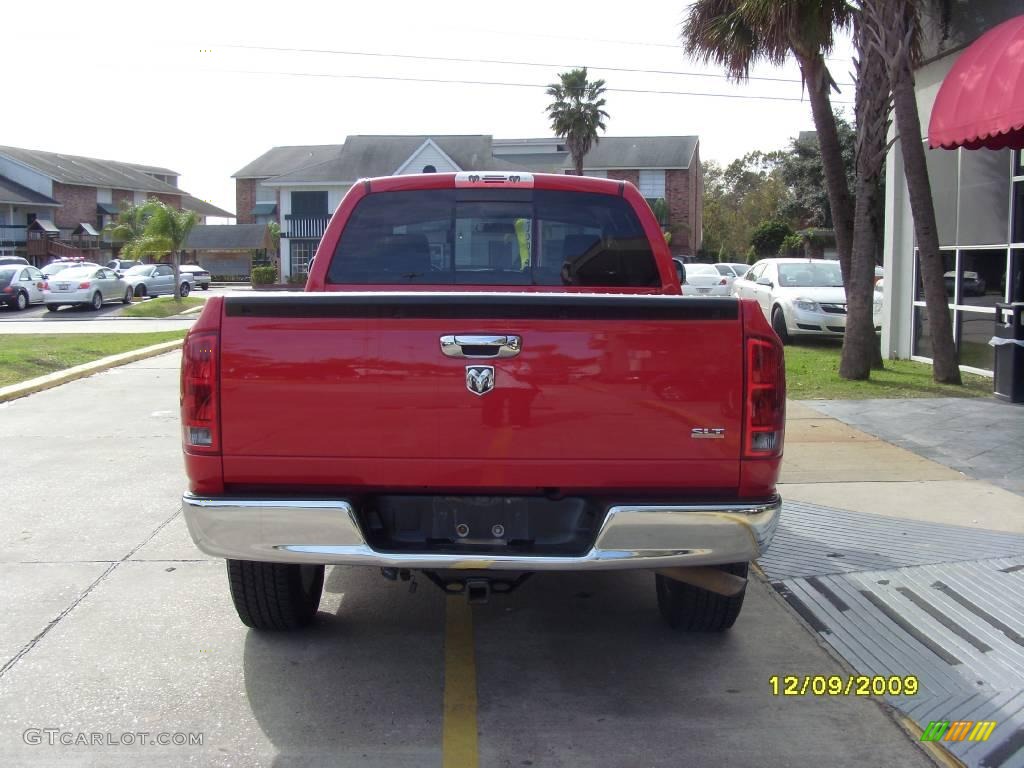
[655,566,747,596]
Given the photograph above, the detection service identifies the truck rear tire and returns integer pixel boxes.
[655,562,748,632]
[226,560,324,630]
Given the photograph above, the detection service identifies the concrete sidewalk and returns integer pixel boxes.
[780,400,1024,534]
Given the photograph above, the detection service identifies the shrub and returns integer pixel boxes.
[288,273,308,285]
[251,265,278,285]
[750,220,794,256]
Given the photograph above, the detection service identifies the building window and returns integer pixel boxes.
[291,191,328,217]
[638,170,666,199]
[422,165,437,173]
[290,240,317,276]
[908,143,1020,374]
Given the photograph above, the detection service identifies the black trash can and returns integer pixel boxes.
[992,302,1024,403]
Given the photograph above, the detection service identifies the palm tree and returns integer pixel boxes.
[683,0,855,286]
[841,6,893,379]
[683,0,886,378]
[861,0,960,384]
[103,202,149,251]
[122,200,199,300]
[545,68,609,175]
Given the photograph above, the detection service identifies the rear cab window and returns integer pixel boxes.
[327,189,659,287]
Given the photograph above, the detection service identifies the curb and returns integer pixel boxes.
[0,339,183,404]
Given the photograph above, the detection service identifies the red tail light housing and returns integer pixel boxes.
[741,300,786,459]
[719,278,728,285]
[42,281,49,290]
[181,330,220,454]
[78,281,91,289]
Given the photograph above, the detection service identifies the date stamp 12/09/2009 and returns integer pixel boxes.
[768,675,920,697]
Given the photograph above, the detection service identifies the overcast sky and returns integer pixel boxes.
[2,0,854,219]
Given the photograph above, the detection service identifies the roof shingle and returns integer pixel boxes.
[0,146,183,194]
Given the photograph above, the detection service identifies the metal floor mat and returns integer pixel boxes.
[761,500,1024,767]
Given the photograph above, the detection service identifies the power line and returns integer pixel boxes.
[210,67,852,103]
[219,42,854,87]
[397,24,851,63]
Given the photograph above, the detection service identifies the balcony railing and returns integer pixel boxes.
[0,224,27,248]
[283,215,330,240]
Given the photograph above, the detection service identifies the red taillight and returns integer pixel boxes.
[719,278,728,285]
[181,330,219,453]
[745,337,785,458]
[78,281,91,289]
[42,281,49,290]
[1,286,12,294]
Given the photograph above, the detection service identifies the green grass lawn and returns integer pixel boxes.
[120,296,205,318]
[785,342,992,400]
[0,332,186,388]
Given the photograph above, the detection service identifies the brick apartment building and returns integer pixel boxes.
[233,135,702,280]
[0,146,233,263]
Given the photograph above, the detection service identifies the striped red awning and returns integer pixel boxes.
[928,14,1024,150]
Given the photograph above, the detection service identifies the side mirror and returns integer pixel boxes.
[757,277,773,288]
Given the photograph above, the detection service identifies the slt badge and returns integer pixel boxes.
[466,366,495,396]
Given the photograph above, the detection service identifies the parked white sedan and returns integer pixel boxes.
[681,262,733,296]
[43,266,132,312]
[732,258,882,343]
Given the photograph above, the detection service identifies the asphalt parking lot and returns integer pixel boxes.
[0,352,937,767]
[0,285,235,322]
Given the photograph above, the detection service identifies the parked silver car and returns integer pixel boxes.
[178,264,211,290]
[1,265,45,310]
[732,258,882,343]
[682,263,733,296]
[106,259,142,276]
[43,266,132,311]
[123,264,193,298]
[41,259,101,279]
[716,262,751,280]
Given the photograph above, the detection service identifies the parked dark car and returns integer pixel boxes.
[1,265,46,310]
[945,270,987,297]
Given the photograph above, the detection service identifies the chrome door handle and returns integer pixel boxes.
[440,335,521,358]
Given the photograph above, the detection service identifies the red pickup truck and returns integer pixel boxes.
[181,172,784,633]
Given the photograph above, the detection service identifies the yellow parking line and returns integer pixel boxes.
[443,596,479,768]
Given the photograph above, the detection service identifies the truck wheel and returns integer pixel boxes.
[226,559,324,630]
[655,562,748,632]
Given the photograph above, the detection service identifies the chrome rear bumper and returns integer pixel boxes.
[182,493,780,570]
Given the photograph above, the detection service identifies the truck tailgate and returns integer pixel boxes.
[219,293,744,493]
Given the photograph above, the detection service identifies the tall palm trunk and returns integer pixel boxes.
[891,78,960,383]
[869,0,960,384]
[799,49,883,371]
[840,11,890,379]
[795,52,854,282]
[172,252,181,301]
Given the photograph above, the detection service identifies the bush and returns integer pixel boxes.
[251,266,277,285]
[779,232,805,257]
[288,273,308,285]
[750,220,794,257]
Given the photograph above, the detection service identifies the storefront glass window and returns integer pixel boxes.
[957,311,995,371]
[925,145,959,247]
[958,149,1011,246]
[914,249,956,302]
[959,248,1009,308]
